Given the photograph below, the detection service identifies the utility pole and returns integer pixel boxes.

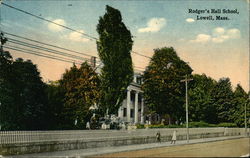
[181,74,193,143]
[247,45,250,137]
[90,56,97,68]
[0,32,8,52]
[245,101,247,136]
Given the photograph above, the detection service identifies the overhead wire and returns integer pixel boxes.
[5,43,143,73]
[1,2,98,41]
[3,32,102,65]
[134,65,147,69]
[7,37,91,61]
[5,44,142,72]
[5,32,142,69]
[3,45,82,65]
[1,3,152,63]
[5,43,80,63]
[132,51,151,59]
[3,31,95,58]
[1,2,152,70]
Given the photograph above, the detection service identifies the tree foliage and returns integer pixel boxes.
[12,58,48,130]
[96,5,133,115]
[142,47,192,122]
[0,50,15,130]
[0,49,48,130]
[189,76,249,126]
[210,78,234,123]
[231,84,249,127]
[45,81,65,129]
[188,74,217,123]
[59,62,100,129]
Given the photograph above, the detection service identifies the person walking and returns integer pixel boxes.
[86,122,90,130]
[171,130,177,144]
[156,131,161,143]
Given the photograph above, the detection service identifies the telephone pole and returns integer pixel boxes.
[245,101,247,136]
[181,74,193,143]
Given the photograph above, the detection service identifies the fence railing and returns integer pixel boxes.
[0,128,246,145]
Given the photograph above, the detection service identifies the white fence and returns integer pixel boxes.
[0,128,246,145]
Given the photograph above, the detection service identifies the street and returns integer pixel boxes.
[90,138,249,157]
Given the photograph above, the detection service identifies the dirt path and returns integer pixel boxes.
[90,138,249,157]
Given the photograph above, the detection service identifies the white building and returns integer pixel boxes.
[118,73,145,124]
[91,58,146,124]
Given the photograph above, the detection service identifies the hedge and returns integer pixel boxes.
[136,121,238,129]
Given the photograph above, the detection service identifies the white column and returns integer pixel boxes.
[141,98,144,124]
[127,89,131,122]
[118,106,122,118]
[134,92,139,123]
[133,75,137,83]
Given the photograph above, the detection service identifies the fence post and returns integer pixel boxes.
[2,131,5,144]
[7,131,10,144]
[0,131,2,144]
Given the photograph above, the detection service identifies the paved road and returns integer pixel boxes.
[5,135,249,158]
[90,137,249,157]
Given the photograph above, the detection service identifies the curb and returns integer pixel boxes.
[83,136,247,158]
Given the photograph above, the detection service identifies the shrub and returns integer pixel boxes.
[216,122,237,127]
[167,124,184,128]
[148,124,183,128]
[136,124,145,129]
[137,122,238,129]
[189,121,212,127]
[182,121,217,128]
[148,124,166,128]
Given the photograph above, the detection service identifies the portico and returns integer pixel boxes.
[118,74,145,124]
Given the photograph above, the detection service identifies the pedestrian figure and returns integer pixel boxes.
[101,122,106,129]
[86,122,90,130]
[156,131,161,143]
[171,130,177,144]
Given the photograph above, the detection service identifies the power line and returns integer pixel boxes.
[3,31,95,58]
[1,2,98,41]
[5,44,82,63]
[4,32,147,70]
[5,45,143,74]
[4,45,137,72]
[134,66,147,70]
[132,51,151,59]
[7,38,90,61]
[4,45,82,65]
[1,1,152,60]
[5,33,142,67]
[134,69,144,73]
[5,44,146,73]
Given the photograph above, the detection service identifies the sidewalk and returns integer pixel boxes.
[5,135,247,158]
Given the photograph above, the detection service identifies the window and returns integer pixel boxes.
[136,77,142,84]
[131,109,134,118]
[123,108,127,117]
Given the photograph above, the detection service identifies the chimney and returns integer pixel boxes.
[91,56,96,68]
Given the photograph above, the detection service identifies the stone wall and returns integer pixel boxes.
[0,128,248,156]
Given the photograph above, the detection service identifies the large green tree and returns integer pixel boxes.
[60,62,100,129]
[231,84,249,127]
[0,53,48,130]
[142,47,192,123]
[0,49,15,130]
[45,81,65,129]
[11,58,48,130]
[211,77,234,123]
[188,74,217,123]
[0,33,14,130]
[96,5,133,115]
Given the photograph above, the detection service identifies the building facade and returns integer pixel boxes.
[118,73,145,124]
[92,59,146,124]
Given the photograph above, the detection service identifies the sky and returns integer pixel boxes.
[0,0,249,91]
